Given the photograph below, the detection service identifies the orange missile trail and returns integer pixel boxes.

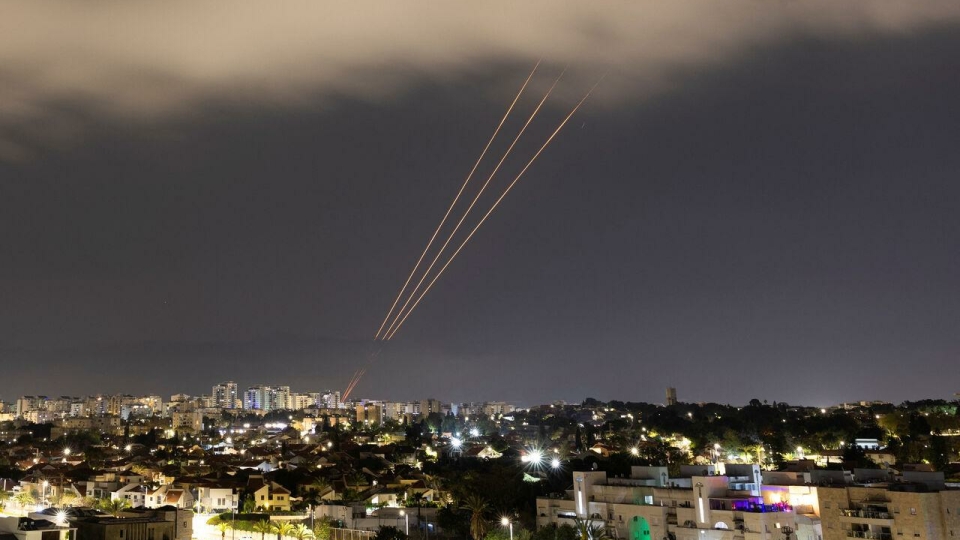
[384,77,604,341]
[372,60,542,341]
[381,69,566,340]
[342,368,362,399]
[343,367,366,401]
[341,347,380,400]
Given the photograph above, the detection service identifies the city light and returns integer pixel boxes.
[450,437,462,449]
[550,458,561,469]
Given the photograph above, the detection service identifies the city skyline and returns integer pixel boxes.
[3,2,960,406]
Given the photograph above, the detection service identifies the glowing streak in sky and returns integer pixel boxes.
[373,61,541,340]
[384,76,604,340]
[382,69,565,340]
[343,367,367,401]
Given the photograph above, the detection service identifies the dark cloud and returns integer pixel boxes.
[4,1,960,159]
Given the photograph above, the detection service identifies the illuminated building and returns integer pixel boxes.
[538,465,795,540]
[212,381,239,409]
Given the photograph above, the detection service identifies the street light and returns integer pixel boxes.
[501,518,513,540]
[42,480,49,506]
[400,510,409,536]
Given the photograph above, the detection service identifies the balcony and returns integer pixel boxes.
[845,532,892,540]
[841,509,892,520]
[839,509,894,527]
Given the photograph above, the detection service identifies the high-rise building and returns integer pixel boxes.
[213,381,239,409]
[243,385,291,412]
[420,398,443,416]
[666,387,678,406]
[318,391,341,410]
[482,401,514,417]
[356,401,384,426]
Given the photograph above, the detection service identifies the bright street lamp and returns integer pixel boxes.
[400,510,409,535]
[501,518,513,540]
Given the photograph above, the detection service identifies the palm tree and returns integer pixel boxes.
[217,522,231,540]
[349,473,366,493]
[464,494,489,540]
[272,520,295,540]
[572,517,609,540]
[99,498,132,518]
[291,524,314,540]
[311,478,332,499]
[424,475,445,503]
[14,491,36,509]
[253,520,272,540]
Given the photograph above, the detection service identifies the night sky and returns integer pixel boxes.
[2,2,959,406]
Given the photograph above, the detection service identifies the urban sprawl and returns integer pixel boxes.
[1,385,960,540]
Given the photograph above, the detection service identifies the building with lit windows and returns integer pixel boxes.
[212,381,239,409]
[243,385,291,412]
[538,465,795,540]
[816,472,960,540]
[540,465,960,540]
[356,401,385,426]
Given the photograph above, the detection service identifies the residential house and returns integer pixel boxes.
[247,475,291,512]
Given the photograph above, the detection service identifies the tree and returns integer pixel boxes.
[218,522,231,540]
[464,494,490,540]
[927,435,950,472]
[272,520,295,540]
[373,526,406,540]
[349,473,366,493]
[243,495,257,513]
[531,525,577,540]
[436,504,470,539]
[313,519,332,540]
[572,518,609,540]
[291,524,314,540]
[59,491,78,508]
[98,498,132,518]
[410,492,425,525]
[254,520,272,540]
[14,491,36,508]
